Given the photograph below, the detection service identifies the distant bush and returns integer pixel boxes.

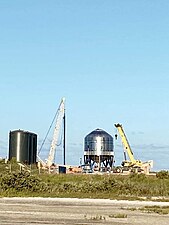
[129,173,147,181]
[156,170,169,179]
[0,171,169,198]
[0,171,47,192]
[51,176,118,194]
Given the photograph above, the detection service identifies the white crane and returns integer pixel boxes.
[47,97,65,167]
[37,98,65,168]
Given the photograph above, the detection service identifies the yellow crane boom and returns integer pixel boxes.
[114,123,142,167]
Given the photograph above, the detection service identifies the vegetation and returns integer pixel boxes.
[140,205,169,214]
[125,206,169,215]
[156,170,169,179]
[0,171,47,193]
[0,160,169,199]
[84,214,106,221]
[109,213,127,218]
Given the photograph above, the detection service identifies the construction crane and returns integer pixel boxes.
[115,123,143,168]
[47,98,65,167]
[114,123,153,174]
[37,98,65,168]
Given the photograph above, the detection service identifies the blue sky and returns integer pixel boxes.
[0,0,169,171]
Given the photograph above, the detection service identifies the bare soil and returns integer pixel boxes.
[0,197,169,225]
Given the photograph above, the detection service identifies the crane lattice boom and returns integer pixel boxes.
[47,98,65,167]
[115,123,142,167]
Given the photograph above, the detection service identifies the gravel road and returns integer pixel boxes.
[0,197,169,225]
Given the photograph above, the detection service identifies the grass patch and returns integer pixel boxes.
[109,213,127,218]
[84,214,106,220]
[121,207,137,211]
[140,205,169,215]
[0,163,169,199]
[125,206,169,215]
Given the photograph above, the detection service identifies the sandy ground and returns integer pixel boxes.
[0,197,169,225]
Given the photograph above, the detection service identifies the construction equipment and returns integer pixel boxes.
[114,123,153,174]
[37,98,65,169]
[37,155,46,169]
[47,98,65,167]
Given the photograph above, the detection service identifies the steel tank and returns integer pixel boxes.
[84,128,114,170]
[9,130,37,164]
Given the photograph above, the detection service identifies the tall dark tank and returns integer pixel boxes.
[84,128,114,170]
[9,130,37,164]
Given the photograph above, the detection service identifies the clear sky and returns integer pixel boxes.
[0,0,169,171]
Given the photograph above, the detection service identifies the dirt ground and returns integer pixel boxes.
[0,197,169,225]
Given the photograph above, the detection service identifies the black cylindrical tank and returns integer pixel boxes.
[9,130,37,164]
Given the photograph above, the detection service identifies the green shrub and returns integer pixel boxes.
[156,170,169,179]
[109,213,127,218]
[0,170,169,198]
[0,171,47,192]
[140,206,169,215]
[129,173,147,180]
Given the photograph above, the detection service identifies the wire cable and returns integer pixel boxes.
[38,108,59,155]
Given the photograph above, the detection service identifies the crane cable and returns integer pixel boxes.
[38,107,60,155]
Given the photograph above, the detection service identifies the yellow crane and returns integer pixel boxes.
[114,123,153,174]
[114,123,142,168]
